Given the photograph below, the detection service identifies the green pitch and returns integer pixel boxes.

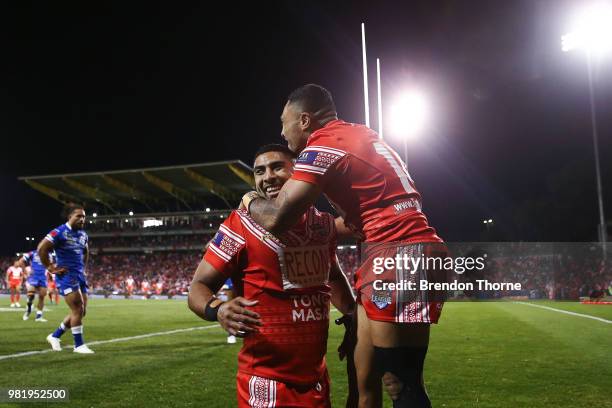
[0,299,610,407]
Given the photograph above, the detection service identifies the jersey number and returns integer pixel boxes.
[373,141,417,195]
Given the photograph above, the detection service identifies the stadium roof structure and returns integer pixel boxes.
[19,160,254,214]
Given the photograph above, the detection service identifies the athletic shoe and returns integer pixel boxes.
[22,311,30,320]
[73,344,95,354]
[46,334,62,351]
[35,317,48,322]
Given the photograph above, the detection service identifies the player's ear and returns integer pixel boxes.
[299,112,311,130]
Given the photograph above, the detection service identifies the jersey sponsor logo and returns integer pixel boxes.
[393,199,421,213]
[65,234,86,248]
[290,293,330,322]
[371,289,392,310]
[308,220,333,242]
[279,245,330,290]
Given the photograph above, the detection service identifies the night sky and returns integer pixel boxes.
[1,0,611,255]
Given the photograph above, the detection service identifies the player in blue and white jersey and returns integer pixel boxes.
[216,278,237,344]
[37,203,94,354]
[19,250,54,322]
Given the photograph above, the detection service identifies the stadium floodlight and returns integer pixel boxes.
[389,91,428,139]
[92,212,98,218]
[106,220,110,223]
[488,219,493,223]
[389,90,429,165]
[125,219,129,223]
[561,3,610,257]
[129,211,134,216]
[205,208,211,213]
[561,3,612,55]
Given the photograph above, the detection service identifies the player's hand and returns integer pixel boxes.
[336,314,358,407]
[217,297,262,337]
[239,191,261,212]
[336,314,356,361]
[48,264,67,276]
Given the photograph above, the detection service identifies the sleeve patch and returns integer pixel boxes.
[209,225,244,261]
[295,147,345,175]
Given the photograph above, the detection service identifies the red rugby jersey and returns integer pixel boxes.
[292,119,442,244]
[7,266,23,281]
[204,207,336,385]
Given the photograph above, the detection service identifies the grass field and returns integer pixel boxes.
[0,298,611,407]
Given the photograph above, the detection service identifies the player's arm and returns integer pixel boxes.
[329,253,359,408]
[247,178,321,234]
[328,255,356,316]
[37,239,66,275]
[188,260,261,337]
[335,217,366,240]
[84,243,89,274]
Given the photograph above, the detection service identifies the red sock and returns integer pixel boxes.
[10,294,14,303]
[15,294,20,302]
[55,294,59,304]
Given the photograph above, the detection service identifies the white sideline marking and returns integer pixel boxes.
[0,307,343,361]
[0,324,221,361]
[0,307,53,313]
[514,302,612,324]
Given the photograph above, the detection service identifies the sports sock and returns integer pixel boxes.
[71,325,84,348]
[52,322,67,338]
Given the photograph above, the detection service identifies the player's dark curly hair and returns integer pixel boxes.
[287,83,337,116]
[253,144,296,164]
[62,202,85,219]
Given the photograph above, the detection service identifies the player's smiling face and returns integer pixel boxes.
[280,102,309,154]
[68,208,86,230]
[253,151,294,200]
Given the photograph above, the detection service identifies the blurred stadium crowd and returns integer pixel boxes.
[2,218,611,300]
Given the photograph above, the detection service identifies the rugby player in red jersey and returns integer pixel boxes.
[243,84,445,408]
[6,261,24,308]
[188,144,356,407]
[47,270,59,305]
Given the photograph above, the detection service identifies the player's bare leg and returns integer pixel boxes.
[64,290,84,327]
[35,287,47,321]
[23,286,36,320]
[10,286,21,307]
[48,290,93,353]
[369,320,431,408]
[354,304,382,408]
[66,290,92,353]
